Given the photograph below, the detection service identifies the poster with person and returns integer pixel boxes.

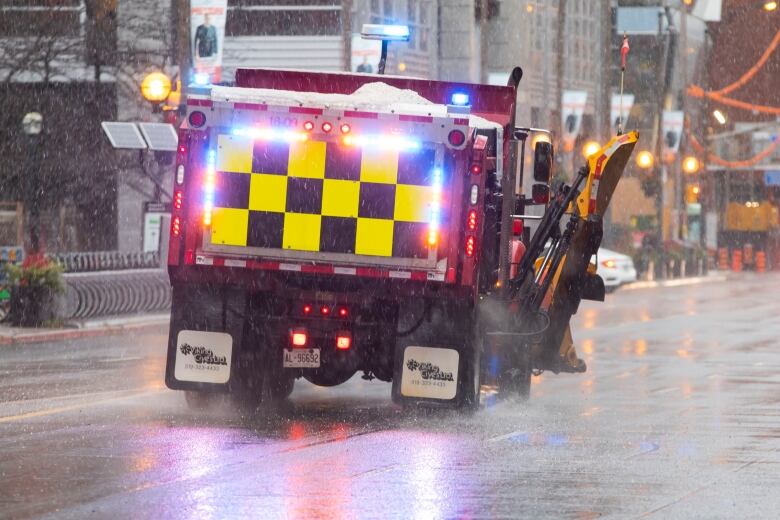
[191,0,227,83]
[351,34,381,74]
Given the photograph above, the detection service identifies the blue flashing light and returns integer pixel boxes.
[383,25,410,38]
[451,92,470,106]
[193,72,211,86]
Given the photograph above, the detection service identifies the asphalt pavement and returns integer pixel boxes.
[1,273,779,519]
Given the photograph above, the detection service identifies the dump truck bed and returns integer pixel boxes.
[183,82,502,283]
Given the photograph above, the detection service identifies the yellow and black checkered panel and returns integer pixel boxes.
[210,134,439,258]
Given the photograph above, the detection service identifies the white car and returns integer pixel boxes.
[595,248,637,291]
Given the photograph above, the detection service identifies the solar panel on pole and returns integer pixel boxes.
[101,122,147,149]
[138,123,179,151]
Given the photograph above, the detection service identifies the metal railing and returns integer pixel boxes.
[62,270,171,320]
[48,251,161,273]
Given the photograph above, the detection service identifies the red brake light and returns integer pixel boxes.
[465,236,475,257]
[512,218,524,236]
[338,307,348,318]
[340,123,351,134]
[322,122,333,133]
[174,190,183,210]
[303,304,312,315]
[467,210,477,231]
[336,333,351,350]
[320,305,330,316]
[188,111,206,128]
[470,164,482,174]
[178,144,186,154]
[291,331,307,347]
[448,130,466,146]
[303,121,314,131]
[172,216,181,236]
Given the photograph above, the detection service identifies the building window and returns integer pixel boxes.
[226,0,341,37]
[368,0,431,52]
[0,0,82,37]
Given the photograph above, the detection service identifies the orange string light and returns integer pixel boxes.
[687,28,780,115]
[688,131,780,169]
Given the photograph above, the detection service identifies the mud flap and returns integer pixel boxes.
[165,284,247,392]
[392,345,461,406]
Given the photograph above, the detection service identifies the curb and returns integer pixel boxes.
[0,313,170,346]
[620,273,728,291]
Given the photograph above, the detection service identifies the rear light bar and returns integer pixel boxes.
[171,216,181,236]
[467,210,477,231]
[465,236,476,257]
[203,149,216,226]
[174,190,183,210]
[299,303,349,318]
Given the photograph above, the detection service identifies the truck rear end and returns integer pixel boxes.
[165,70,515,410]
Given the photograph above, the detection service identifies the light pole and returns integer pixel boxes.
[21,112,43,254]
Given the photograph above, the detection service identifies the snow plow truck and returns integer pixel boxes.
[164,66,638,411]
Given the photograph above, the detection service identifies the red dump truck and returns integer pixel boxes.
[164,67,637,411]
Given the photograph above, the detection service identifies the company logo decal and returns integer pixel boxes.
[405,358,454,382]
[179,343,228,366]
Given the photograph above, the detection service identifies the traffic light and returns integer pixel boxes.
[685,184,701,204]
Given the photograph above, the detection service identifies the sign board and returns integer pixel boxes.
[191,0,227,83]
[764,170,780,186]
[0,246,24,264]
[144,201,172,214]
[351,34,382,74]
[143,213,162,253]
[611,93,634,133]
[662,111,684,159]
[561,90,588,147]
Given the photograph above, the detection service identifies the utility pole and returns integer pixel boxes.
[652,5,676,278]
[556,0,567,174]
[173,0,191,89]
[342,0,353,72]
[556,0,567,133]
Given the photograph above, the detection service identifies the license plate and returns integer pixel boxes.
[283,348,320,368]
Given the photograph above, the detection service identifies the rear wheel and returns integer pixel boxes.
[184,390,224,411]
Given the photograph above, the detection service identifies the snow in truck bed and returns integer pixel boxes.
[210,82,503,130]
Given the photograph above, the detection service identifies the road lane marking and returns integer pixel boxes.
[0,389,164,423]
[488,430,527,443]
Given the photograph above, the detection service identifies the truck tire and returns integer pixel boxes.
[184,390,224,411]
[497,347,532,401]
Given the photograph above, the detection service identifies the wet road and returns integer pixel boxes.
[2,273,779,519]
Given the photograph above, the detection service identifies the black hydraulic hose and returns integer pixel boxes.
[509,165,588,296]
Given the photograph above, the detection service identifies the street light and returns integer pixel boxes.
[712,109,727,125]
[636,150,654,169]
[682,155,700,174]
[22,112,44,253]
[764,1,778,12]
[141,72,172,110]
[582,140,600,159]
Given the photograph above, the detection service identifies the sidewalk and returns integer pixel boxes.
[621,270,730,291]
[0,313,170,346]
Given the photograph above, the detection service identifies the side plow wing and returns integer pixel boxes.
[535,132,639,373]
